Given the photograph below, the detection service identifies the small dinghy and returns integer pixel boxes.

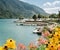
[33,27,43,35]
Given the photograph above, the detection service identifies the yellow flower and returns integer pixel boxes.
[57,44,60,50]
[48,44,56,50]
[49,38,55,44]
[6,39,16,49]
[54,27,58,31]
[45,27,60,50]
[0,46,3,50]
[3,44,8,50]
[45,48,49,50]
[58,28,60,31]
[54,27,60,31]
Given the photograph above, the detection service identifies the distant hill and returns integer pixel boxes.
[0,0,48,19]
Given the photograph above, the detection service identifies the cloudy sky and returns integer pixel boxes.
[20,0,60,14]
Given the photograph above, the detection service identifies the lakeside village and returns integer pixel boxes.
[0,12,60,50]
[15,11,60,26]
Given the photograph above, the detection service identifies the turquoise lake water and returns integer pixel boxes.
[0,19,39,46]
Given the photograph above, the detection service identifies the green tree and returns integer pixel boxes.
[32,15,37,21]
[38,14,41,19]
[58,11,60,23]
[19,17,24,20]
[58,11,60,18]
[49,14,57,18]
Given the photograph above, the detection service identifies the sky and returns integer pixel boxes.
[19,0,60,14]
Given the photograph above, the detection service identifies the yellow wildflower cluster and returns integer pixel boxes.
[0,39,16,50]
[6,39,16,49]
[45,27,60,50]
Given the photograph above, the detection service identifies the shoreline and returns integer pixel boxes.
[14,19,58,26]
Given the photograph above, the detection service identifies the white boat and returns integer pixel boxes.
[33,27,43,34]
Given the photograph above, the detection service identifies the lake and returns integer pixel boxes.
[0,19,39,46]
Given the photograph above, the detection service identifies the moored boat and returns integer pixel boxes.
[33,27,43,35]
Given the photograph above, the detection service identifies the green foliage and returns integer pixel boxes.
[57,11,60,23]
[19,16,24,20]
[49,14,57,18]
[38,14,41,19]
[32,15,37,21]
[38,14,47,18]
[58,11,60,18]
[39,45,45,50]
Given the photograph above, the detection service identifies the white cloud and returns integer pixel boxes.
[44,7,60,14]
[53,1,60,5]
[43,1,60,7]
[43,1,60,14]
[43,2,51,6]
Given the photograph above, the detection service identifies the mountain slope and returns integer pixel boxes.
[0,0,48,18]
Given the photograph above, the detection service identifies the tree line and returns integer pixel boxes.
[19,11,60,21]
[32,11,60,21]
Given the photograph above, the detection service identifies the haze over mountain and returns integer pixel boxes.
[0,0,48,19]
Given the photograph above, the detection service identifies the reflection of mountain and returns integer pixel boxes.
[0,0,48,18]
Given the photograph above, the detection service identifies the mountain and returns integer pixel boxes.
[0,0,48,19]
